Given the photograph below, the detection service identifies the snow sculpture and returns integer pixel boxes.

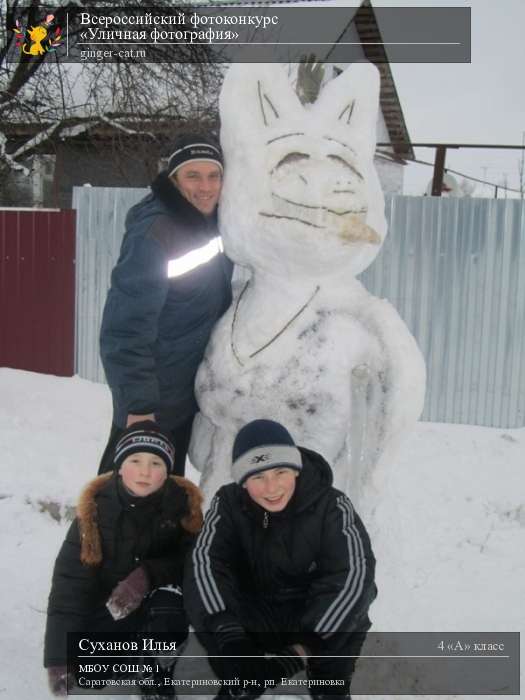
[190,63,426,520]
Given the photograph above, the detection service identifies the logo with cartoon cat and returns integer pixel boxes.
[13,13,62,56]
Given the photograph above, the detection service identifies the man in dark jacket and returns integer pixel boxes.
[99,133,233,476]
[185,419,377,700]
[44,422,204,697]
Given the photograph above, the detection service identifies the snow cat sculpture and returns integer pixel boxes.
[190,62,426,517]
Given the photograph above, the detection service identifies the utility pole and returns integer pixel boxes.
[431,146,447,196]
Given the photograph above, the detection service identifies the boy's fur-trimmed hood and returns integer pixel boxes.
[77,473,203,566]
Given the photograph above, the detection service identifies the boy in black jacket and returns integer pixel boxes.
[44,422,203,697]
[185,419,377,700]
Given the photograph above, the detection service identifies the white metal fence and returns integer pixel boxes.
[73,187,525,428]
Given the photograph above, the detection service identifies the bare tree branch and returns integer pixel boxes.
[0,0,222,177]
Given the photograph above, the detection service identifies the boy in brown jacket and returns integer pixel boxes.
[44,421,203,698]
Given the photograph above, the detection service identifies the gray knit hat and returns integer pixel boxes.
[232,419,302,485]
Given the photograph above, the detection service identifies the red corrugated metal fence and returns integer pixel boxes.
[0,209,76,376]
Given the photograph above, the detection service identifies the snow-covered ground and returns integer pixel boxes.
[0,367,523,699]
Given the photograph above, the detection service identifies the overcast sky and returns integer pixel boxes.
[282,0,524,195]
[367,0,525,196]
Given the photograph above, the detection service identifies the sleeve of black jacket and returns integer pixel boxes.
[99,218,169,417]
[184,491,244,634]
[301,492,376,645]
[44,520,99,668]
[142,529,196,590]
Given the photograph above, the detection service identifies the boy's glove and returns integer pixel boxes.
[268,645,306,678]
[47,666,73,696]
[213,623,302,693]
[106,566,150,620]
[213,622,267,686]
[214,621,252,651]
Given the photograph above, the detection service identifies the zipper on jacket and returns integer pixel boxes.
[263,511,269,529]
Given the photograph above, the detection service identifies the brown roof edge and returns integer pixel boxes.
[355,0,414,161]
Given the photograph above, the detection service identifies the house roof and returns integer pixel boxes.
[3,116,213,155]
[340,0,414,161]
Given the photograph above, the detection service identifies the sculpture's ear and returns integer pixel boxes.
[312,62,380,158]
[220,63,303,135]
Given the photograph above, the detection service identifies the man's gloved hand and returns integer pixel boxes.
[47,666,73,696]
[106,566,150,621]
[126,413,155,427]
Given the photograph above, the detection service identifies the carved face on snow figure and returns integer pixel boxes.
[218,63,387,278]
